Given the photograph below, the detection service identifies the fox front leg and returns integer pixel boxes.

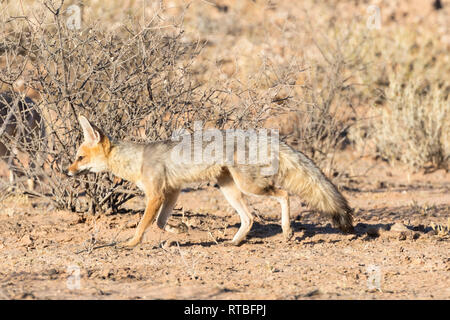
[124,195,164,247]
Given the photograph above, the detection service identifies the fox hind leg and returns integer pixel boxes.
[228,169,293,241]
[277,190,292,240]
[217,170,254,246]
[156,189,187,234]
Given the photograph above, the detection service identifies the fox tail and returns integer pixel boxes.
[278,145,354,233]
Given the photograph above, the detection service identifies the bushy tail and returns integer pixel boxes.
[278,144,354,233]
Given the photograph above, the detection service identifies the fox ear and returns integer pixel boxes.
[79,116,101,144]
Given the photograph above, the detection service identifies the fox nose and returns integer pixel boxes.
[63,167,73,177]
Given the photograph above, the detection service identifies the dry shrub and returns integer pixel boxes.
[350,27,450,171]
[0,1,275,212]
[291,23,369,174]
[373,79,449,171]
[0,2,223,212]
[255,19,371,177]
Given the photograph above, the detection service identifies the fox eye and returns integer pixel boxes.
[77,155,85,161]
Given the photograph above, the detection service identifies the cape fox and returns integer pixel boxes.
[67,116,353,247]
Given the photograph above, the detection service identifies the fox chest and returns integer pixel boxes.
[109,151,143,184]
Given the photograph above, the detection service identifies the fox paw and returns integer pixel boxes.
[225,239,245,247]
[283,228,293,241]
[123,238,141,248]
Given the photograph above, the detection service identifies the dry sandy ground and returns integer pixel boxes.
[0,152,448,300]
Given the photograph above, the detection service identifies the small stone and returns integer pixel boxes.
[390,223,410,232]
[101,268,114,279]
[398,232,407,240]
[126,221,137,229]
[20,235,33,246]
[377,181,386,189]
[304,289,321,297]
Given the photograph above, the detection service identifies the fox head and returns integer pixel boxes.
[67,116,111,176]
